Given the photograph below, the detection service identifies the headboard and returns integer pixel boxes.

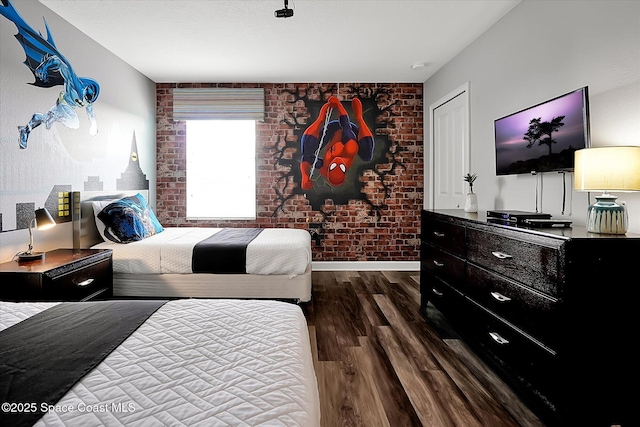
[76,190,149,249]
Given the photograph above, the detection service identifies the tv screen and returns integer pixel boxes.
[494,87,590,175]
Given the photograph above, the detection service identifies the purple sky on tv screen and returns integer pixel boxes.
[495,89,587,174]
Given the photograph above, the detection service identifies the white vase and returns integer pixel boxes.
[464,192,478,213]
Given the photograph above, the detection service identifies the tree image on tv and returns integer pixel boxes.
[497,115,574,173]
[523,116,565,155]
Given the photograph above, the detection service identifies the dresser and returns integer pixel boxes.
[420,209,638,427]
[0,249,113,302]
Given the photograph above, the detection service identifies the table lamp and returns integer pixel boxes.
[17,207,56,261]
[574,146,640,234]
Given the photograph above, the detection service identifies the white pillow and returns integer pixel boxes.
[91,200,115,242]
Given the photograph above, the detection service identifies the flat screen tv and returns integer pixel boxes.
[494,86,590,175]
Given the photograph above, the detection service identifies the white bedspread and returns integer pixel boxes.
[0,300,320,427]
[92,227,311,276]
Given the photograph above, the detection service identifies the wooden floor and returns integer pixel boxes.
[300,271,547,427]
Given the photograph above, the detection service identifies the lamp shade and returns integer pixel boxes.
[35,208,56,230]
[574,146,640,192]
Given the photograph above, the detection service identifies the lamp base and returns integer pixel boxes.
[17,252,46,262]
[586,194,628,234]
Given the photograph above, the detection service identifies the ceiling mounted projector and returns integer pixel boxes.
[275,0,293,18]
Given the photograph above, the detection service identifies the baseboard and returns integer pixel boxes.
[311,261,420,271]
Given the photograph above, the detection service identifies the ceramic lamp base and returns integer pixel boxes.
[586,194,627,234]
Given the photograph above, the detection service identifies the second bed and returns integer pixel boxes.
[79,191,313,301]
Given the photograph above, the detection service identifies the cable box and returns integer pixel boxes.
[486,210,552,223]
[523,219,572,228]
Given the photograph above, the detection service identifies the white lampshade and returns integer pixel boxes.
[574,146,640,192]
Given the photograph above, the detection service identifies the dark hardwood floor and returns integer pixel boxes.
[300,271,546,427]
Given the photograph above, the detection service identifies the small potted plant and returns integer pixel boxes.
[464,173,477,193]
[463,173,478,212]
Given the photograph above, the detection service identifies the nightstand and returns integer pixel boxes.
[0,248,113,302]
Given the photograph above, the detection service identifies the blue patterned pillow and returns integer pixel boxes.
[97,193,163,243]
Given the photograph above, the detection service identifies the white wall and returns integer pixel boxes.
[423,0,640,233]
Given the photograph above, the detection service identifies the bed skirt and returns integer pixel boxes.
[112,264,313,302]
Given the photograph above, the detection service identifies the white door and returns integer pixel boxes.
[428,82,470,209]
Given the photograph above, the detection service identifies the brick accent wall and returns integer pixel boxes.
[156,83,423,261]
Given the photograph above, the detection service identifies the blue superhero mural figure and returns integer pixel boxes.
[0,0,100,149]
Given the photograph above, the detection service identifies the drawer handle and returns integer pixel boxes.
[491,251,513,260]
[489,332,510,345]
[433,231,445,238]
[432,260,444,268]
[431,288,444,297]
[490,291,511,303]
[76,278,94,287]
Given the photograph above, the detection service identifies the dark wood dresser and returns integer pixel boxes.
[420,209,639,427]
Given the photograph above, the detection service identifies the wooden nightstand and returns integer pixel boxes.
[0,249,113,302]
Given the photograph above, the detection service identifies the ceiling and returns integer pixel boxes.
[38,0,521,84]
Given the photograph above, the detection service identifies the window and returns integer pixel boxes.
[186,120,256,219]
[173,87,264,220]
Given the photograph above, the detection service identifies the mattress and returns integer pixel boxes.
[92,227,312,276]
[0,299,320,426]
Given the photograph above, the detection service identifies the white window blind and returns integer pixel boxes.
[173,88,264,121]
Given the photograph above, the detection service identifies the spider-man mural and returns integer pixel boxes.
[299,96,375,189]
[271,85,401,220]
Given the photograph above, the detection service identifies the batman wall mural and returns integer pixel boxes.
[0,0,100,149]
[0,0,155,234]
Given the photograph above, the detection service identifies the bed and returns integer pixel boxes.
[77,191,313,302]
[0,299,320,426]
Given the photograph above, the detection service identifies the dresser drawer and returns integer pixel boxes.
[467,302,559,400]
[42,258,112,301]
[466,227,562,297]
[421,243,465,292]
[421,212,465,257]
[467,263,560,350]
[421,274,467,321]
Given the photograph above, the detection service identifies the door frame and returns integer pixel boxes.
[427,81,470,209]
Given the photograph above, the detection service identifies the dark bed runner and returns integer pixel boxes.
[0,300,167,427]
[192,228,263,274]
